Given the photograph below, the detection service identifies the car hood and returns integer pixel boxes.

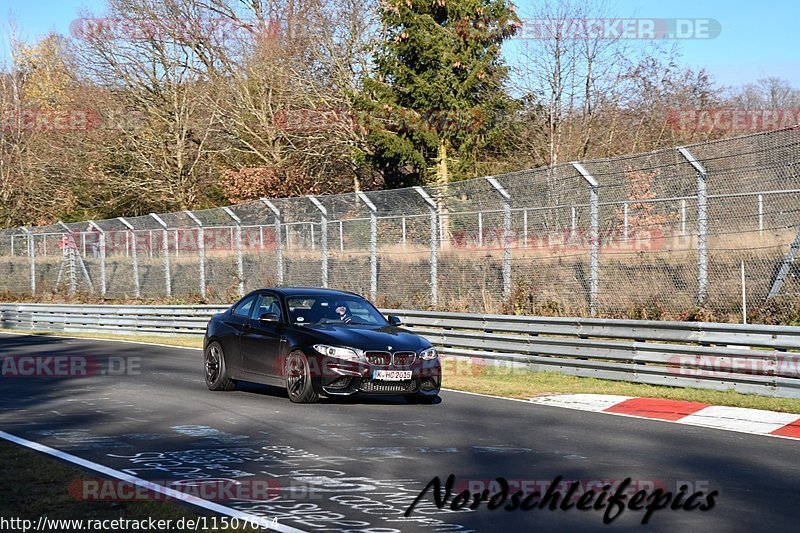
[301,324,430,352]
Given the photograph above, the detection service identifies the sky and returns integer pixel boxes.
[0,0,798,89]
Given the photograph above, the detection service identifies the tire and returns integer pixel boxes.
[285,351,319,404]
[405,393,439,404]
[205,341,236,391]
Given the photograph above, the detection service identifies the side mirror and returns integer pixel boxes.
[388,315,402,326]
[259,312,279,322]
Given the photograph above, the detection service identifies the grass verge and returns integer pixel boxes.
[2,328,799,414]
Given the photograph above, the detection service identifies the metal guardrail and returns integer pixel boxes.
[1,303,799,398]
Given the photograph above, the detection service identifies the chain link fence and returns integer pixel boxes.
[1,126,799,322]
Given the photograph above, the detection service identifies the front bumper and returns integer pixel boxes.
[309,356,441,397]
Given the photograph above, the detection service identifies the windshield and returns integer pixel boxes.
[286,295,389,326]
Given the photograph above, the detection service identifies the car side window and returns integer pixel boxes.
[232,295,257,318]
[254,294,282,321]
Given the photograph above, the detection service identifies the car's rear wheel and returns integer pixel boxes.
[405,393,439,404]
[205,341,236,391]
[286,351,319,403]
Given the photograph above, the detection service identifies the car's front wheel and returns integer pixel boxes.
[286,351,319,404]
[205,341,236,391]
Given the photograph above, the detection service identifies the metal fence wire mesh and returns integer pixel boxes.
[1,126,799,321]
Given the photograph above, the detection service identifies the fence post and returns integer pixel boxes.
[117,218,140,298]
[149,213,171,298]
[88,221,106,297]
[572,163,599,316]
[681,199,687,236]
[478,212,483,247]
[308,196,328,288]
[570,206,577,243]
[622,202,629,243]
[19,227,35,295]
[487,177,512,300]
[184,211,206,300]
[261,199,284,286]
[678,146,708,305]
[222,207,245,297]
[523,209,528,249]
[758,194,764,234]
[357,191,378,301]
[414,186,438,306]
[402,217,407,247]
[339,220,344,252]
[57,221,78,296]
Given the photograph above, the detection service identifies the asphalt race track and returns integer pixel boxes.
[1,332,799,532]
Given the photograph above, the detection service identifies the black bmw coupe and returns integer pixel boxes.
[203,288,441,403]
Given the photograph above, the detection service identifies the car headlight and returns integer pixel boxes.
[313,344,365,363]
[419,347,438,360]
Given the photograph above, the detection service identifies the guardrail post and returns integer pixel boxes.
[149,213,171,298]
[88,221,106,296]
[222,207,245,297]
[117,218,140,298]
[261,199,284,286]
[678,146,708,305]
[357,191,378,301]
[572,163,599,316]
[414,187,438,306]
[308,196,328,288]
[19,227,35,295]
[184,211,206,300]
[487,177,512,299]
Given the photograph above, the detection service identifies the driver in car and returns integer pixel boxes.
[335,301,353,324]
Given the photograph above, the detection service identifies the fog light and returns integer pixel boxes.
[421,377,439,390]
[328,377,351,389]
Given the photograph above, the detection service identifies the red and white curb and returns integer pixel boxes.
[529,394,800,440]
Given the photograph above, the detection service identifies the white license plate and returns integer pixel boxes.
[373,370,412,381]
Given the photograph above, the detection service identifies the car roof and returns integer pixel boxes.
[252,287,364,298]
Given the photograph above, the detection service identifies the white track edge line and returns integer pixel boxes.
[0,431,308,533]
